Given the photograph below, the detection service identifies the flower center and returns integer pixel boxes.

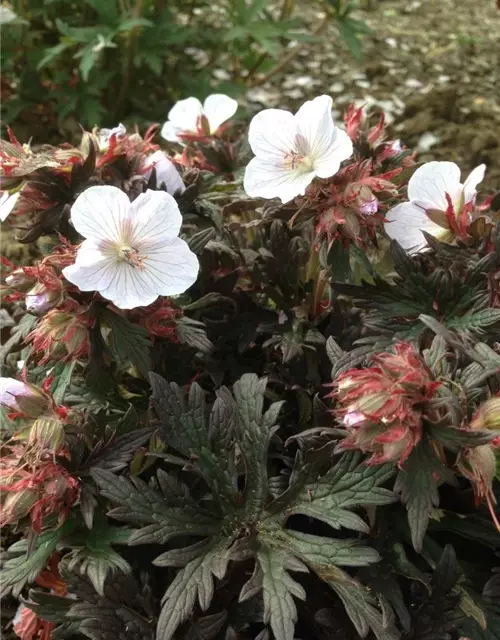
[283,151,313,172]
[118,246,146,270]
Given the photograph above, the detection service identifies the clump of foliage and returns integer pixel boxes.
[1,0,369,142]
[1,90,500,640]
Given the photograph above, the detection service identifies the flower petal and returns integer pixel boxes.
[160,121,182,143]
[0,377,29,409]
[144,151,185,196]
[243,156,315,203]
[295,95,336,160]
[203,94,238,133]
[69,186,132,243]
[134,235,199,297]
[247,108,298,159]
[314,127,353,179]
[0,191,20,222]
[167,97,203,132]
[407,161,461,210]
[129,190,182,244]
[384,201,448,253]
[62,240,118,291]
[100,261,158,309]
[98,123,126,149]
[463,164,486,203]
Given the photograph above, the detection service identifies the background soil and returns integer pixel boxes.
[247,0,500,192]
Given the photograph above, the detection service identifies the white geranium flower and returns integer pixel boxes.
[161,94,238,142]
[0,191,20,222]
[143,151,185,195]
[243,95,353,204]
[98,123,126,151]
[62,186,199,309]
[384,161,486,253]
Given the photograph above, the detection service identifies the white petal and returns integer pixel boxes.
[243,156,315,203]
[167,97,203,132]
[0,377,29,409]
[247,108,298,159]
[407,161,461,210]
[144,151,185,195]
[203,94,238,133]
[62,240,118,292]
[384,201,447,254]
[463,164,486,203]
[129,190,182,244]
[295,95,336,161]
[70,186,132,243]
[98,123,126,149]
[139,235,199,296]
[314,127,353,179]
[0,191,20,222]
[100,261,158,309]
[160,121,182,143]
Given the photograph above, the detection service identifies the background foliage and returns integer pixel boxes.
[1,0,368,142]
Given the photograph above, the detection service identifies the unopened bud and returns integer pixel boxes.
[5,268,36,291]
[356,392,389,414]
[26,282,64,315]
[29,417,65,452]
[0,378,52,417]
[472,397,500,431]
[1,489,38,525]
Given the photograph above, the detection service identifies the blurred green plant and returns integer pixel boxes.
[1,0,370,142]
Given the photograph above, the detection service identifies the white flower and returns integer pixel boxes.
[384,161,486,253]
[243,95,353,204]
[143,151,185,196]
[0,6,18,25]
[62,186,199,309]
[98,123,126,151]
[0,190,20,222]
[161,94,238,142]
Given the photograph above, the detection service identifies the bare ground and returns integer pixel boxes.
[247,0,500,192]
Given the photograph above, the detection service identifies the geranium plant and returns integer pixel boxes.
[1,92,500,640]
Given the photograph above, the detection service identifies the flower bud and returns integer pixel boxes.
[333,343,439,466]
[25,281,64,315]
[27,307,90,364]
[471,397,500,431]
[0,377,52,417]
[5,267,36,291]
[1,489,38,525]
[29,417,65,453]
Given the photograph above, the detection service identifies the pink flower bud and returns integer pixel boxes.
[25,282,64,315]
[332,343,440,466]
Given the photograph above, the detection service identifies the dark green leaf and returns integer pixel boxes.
[101,307,152,378]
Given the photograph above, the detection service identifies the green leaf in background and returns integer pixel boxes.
[101,307,152,378]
